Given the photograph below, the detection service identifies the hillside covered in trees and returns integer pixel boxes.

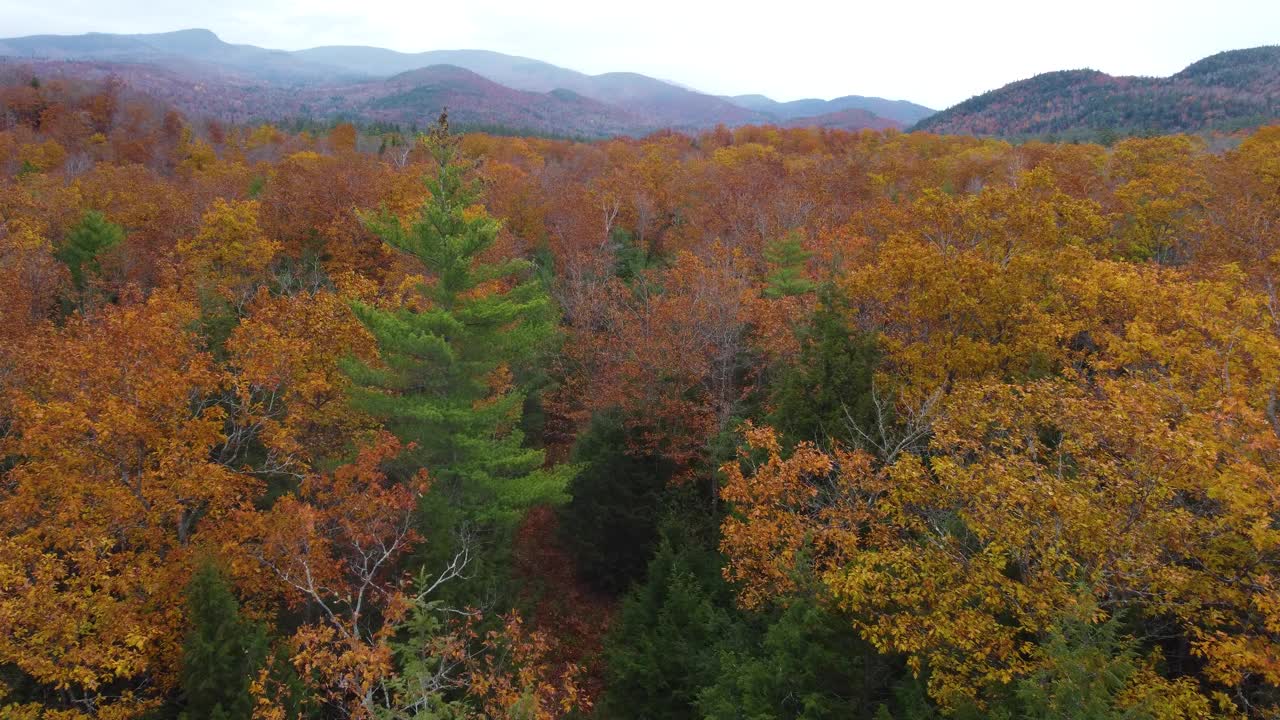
[0,29,930,136]
[2,72,1280,719]
[915,46,1280,139]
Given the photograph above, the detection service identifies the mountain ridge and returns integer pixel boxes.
[723,93,934,126]
[914,46,1280,137]
[0,28,930,135]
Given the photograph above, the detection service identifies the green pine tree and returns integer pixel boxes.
[763,232,816,299]
[56,210,123,292]
[180,560,268,720]
[1009,608,1154,720]
[601,528,740,720]
[560,410,675,595]
[767,284,880,448]
[346,112,570,524]
[699,596,897,720]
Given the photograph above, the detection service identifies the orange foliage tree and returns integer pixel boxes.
[0,293,257,717]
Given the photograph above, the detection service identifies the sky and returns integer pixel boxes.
[2,0,1278,109]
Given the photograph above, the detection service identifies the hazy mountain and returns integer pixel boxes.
[0,28,355,83]
[783,108,903,131]
[0,57,651,136]
[299,47,765,128]
[333,65,644,136]
[294,46,594,91]
[725,93,935,126]
[914,46,1280,137]
[0,31,155,59]
[0,28,925,134]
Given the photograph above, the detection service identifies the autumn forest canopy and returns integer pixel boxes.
[4,71,1280,720]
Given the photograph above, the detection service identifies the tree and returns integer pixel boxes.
[0,219,63,370]
[601,533,737,720]
[257,149,416,278]
[0,292,257,716]
[55,209,122,293]
[244,432,587,719]
[560,411,674,595]
[700,596,896,720]
[181,560,268,720]
[179,198,280,307]
[567,244,760,477]
[224,288,379,475]
[767,285,879,449]
[1008,608,1177,720]
[243,431,430,718]
[763,232,815,299]
[1109,136,1207,265]
[329,123,358,155]
[346,112,568,525]
[73,162,191,292]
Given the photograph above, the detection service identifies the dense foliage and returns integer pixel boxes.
[2,74,1280,719]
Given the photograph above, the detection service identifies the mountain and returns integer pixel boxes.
[294,46,593,92]
[0,58,646,136]
[329,65,643,136]
[0,28,355,83]
[571,72,760,127]
[783,108,902,131]
[296,47,771,128]
[725,93,935,126]
[915,46,1280,137]
[0,28,921,135]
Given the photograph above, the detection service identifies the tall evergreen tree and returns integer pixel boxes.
[560,410,674,595]
[767,284,879,448]
[180,560,267,720]
[763,232,816,299]
[347,112,569,525]
[601,525,741,720]
[56,210,122,292]
[700,596,897,720]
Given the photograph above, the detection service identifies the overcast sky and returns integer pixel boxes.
[3,0,1278,109]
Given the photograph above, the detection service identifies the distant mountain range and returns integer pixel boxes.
[7,30,1275,140]
[0,29,934,136]
[914,46,1280,137]
[725,93,935,126]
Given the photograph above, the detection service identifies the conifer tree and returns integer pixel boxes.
[601,528,739,720]
[763,232,815,299]
[56,210,122,291]
[700,597,894,720]
[347,111,569,525]
[560,411,674,595]
[767,285,879,448]
[180,560,267,720]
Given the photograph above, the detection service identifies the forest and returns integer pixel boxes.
[914,46,1280,140]
[1,74,1280,719]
